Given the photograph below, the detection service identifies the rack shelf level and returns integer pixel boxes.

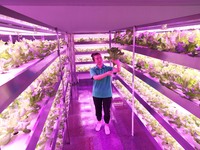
[0,48,66,113]
[74,41,109,45]
[121,63,133,74]
[112,84,162,150]
[134,91,195,150]
[135,70,200,119]
[111,43,133,52]
[75,51,107,55]
[135,46,200,70]
[116,75,195,149]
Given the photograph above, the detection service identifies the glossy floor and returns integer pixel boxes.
[63,81,158,150]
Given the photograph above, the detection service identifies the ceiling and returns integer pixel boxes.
[2,0,200,33]
[1,0,200,6]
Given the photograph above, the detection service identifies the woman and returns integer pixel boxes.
[90,52,121,135]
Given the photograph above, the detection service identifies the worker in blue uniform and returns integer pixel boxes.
[90,52,121,135]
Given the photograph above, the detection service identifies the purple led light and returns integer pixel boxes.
[137,24,200,33]
[0,26,57,36]
[0,14,54,32]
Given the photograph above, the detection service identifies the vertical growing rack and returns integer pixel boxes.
[0,6,71,150]
[110,28,162,150]
[111,14,200,150]
[1,5,200,150]
[73,33,110,81]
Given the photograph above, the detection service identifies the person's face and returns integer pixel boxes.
[94,54,103,65]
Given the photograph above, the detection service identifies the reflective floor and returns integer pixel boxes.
[63,80,158,150]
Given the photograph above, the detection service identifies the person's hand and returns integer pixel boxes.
[112,59,120,65]
[106,71,113,76]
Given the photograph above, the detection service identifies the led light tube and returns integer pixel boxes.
[0,26,57,36]
[0,14,54,32]
[137,24,200,33]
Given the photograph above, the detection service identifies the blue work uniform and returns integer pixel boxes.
[90,65,113,98]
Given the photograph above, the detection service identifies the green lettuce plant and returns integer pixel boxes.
[104,47,124,60]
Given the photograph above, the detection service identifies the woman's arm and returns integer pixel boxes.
[93,71,113,80]
[112,59,121,73]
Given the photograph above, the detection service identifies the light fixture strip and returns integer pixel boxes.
[137,24,200,33]
[0,14,55,33]
[0,26,57,36]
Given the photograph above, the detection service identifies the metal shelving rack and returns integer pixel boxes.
[73,33,110,81]
[110,27,136,137]
[25,81,61,150]
[0,6,70,150]
[44,75,70,150]
[112,84,162,150]
[0,48,66,113]
[135,70,200,119]
[111,43,133,52]
[117,73,195,150]
[111,13,200,150]
[120,56,200,117]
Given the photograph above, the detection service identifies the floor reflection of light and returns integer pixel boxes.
[112,93,120,99]
[80,112,95,126]
[80,104,92,111]
[77,90,97,126]
[78,96,92,102]
[80,112,91,118]
[81,118,95,126]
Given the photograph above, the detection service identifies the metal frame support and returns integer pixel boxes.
[109,31,112,67]
[109,31,112,49]
[131,26,136,136]
[67,34,72,84]
[68,34,78,84]
[55,28,66,104]
[60,32,71,147]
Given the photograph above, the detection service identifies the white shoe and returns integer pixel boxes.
[95,121,102,131]
[104,124,110,135]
